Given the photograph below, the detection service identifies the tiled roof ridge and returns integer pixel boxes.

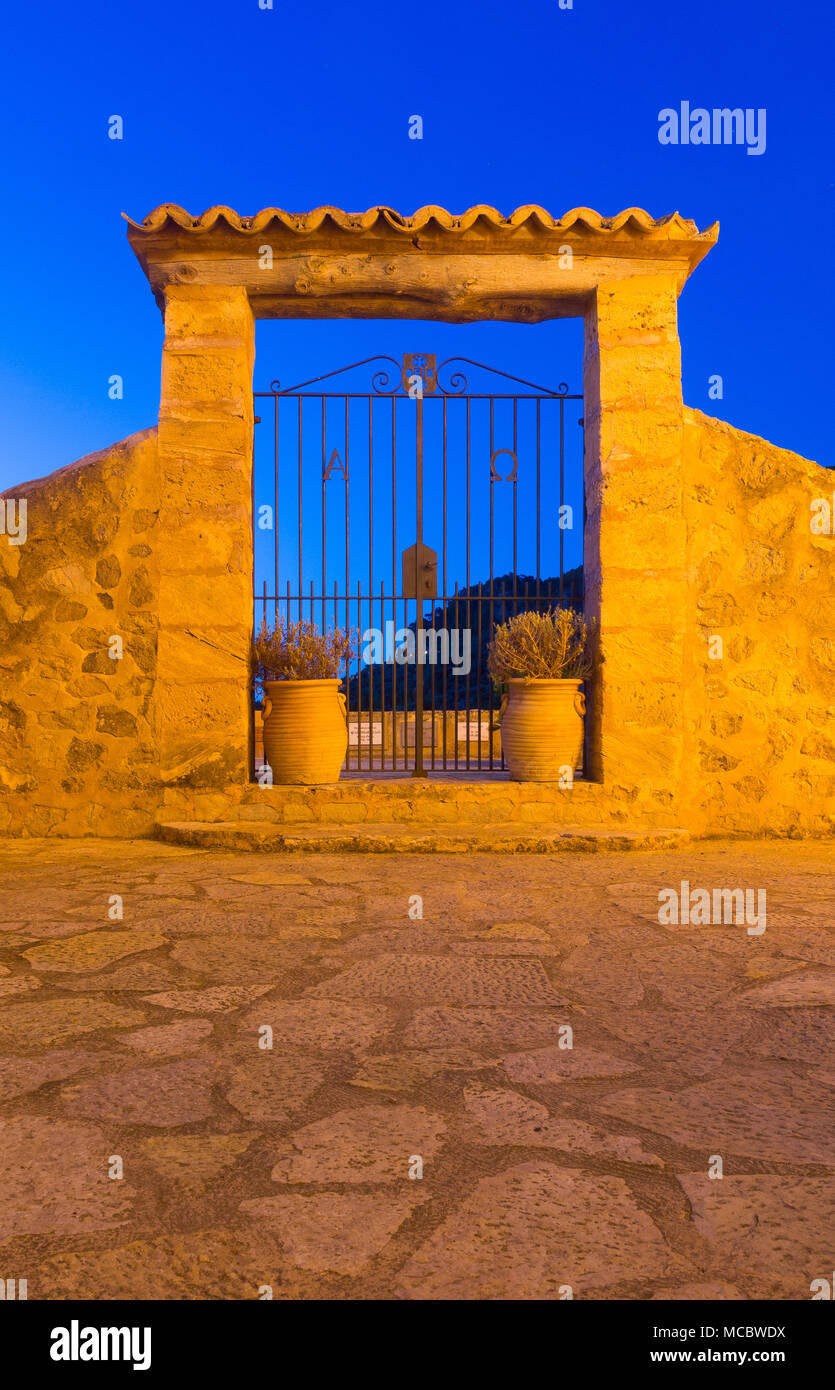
[124,204,717,238]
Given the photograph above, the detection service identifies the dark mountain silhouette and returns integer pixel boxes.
[345,567,583,712]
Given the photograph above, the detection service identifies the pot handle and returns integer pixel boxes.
[261,696,272,721]
[574,690,586,718]
[493,693,509,730]
[337,691,347,721]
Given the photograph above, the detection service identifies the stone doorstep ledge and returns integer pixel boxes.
[232,776,608,826]
[246,776,603,796]
[153,820,690,854]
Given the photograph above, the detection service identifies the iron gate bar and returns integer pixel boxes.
[414,372,425,777]
[560,396,565,598]
[488,398,494,767]
[253,356,583,778]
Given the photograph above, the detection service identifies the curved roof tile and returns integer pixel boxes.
[124,204,717,239]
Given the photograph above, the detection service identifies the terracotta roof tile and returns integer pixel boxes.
[124,204,717,240]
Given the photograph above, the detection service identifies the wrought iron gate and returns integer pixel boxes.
[253,355,583,777]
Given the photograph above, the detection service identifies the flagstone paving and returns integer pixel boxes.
[0,835,832,1301]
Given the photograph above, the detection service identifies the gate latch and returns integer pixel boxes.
[402,542,438,599]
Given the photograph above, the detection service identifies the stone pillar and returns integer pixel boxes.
[582,274,687,802]
[154,285,255,788]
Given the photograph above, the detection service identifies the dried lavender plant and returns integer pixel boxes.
[252,617,356,682]
[488,608,594,682]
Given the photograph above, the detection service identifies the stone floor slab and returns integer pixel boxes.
[461,1085,663,1165]
[395,1161,681,1298]
[239,999,394,1054]
[679,1174,835,1292]
[597,1073,835,1164]
[23,930,167,974]
[271,1104,446,1184]
[0,1115,134,1243]
[503,1043,638,1084]
[403,1005,569,1051]
[61,1058,216,1128]
[239,1193,423,1274]
[0,997,147,1048]
[224,1053,328,1124]
[307,954,561,1005]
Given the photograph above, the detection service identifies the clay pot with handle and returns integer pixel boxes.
[496,678,585,781]
[261,679,348,784]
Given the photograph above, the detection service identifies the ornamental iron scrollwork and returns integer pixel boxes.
[261,355,573,398]
[436,357,569,397]
[267,356,403,396]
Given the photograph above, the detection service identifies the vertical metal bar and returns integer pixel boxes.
[412,386,425,777]
[274,393,279,628]
[321,396,326,630]
[332,577,340,775]
[429,590,436,774]
[402,586,408,771]
[366,578,372,775]
[259,575,267,782]
[344,396,350,639]
[511,399,518,780]
[559,396,565,601]
[511,394,518,772]
[356,577,362,773]
[392,396,397,772]
[368,396,374,772]
[423,387,434,777]
[249,409,257,785]
[536,397,541,610]
[580,412,586,598]
[441,395,448,771]
[381,578,387,772]
[453,580,459,771]
[297,397,303,622]
[488,398,495,769]
[512,396,518,583]
[465,398,471,771]
[465,396,471,591]
[476,579,483,771]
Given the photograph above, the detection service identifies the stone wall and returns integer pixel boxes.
[681,409,834,836]
[0,280,256,841]
[0,409,831,840]
[0,429,161,836]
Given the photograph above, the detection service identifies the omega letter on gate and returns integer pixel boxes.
[490,449,518,482]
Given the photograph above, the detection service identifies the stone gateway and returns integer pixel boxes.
[0,204,831,838]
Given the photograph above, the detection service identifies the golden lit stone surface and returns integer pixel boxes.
[0,838,833,1300]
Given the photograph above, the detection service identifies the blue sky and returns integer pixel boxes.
[1,0,832,496]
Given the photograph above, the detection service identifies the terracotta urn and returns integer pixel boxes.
[261,679,347,784]
[498,678,585,781]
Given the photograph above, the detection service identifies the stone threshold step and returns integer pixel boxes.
[154,820,690,854]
